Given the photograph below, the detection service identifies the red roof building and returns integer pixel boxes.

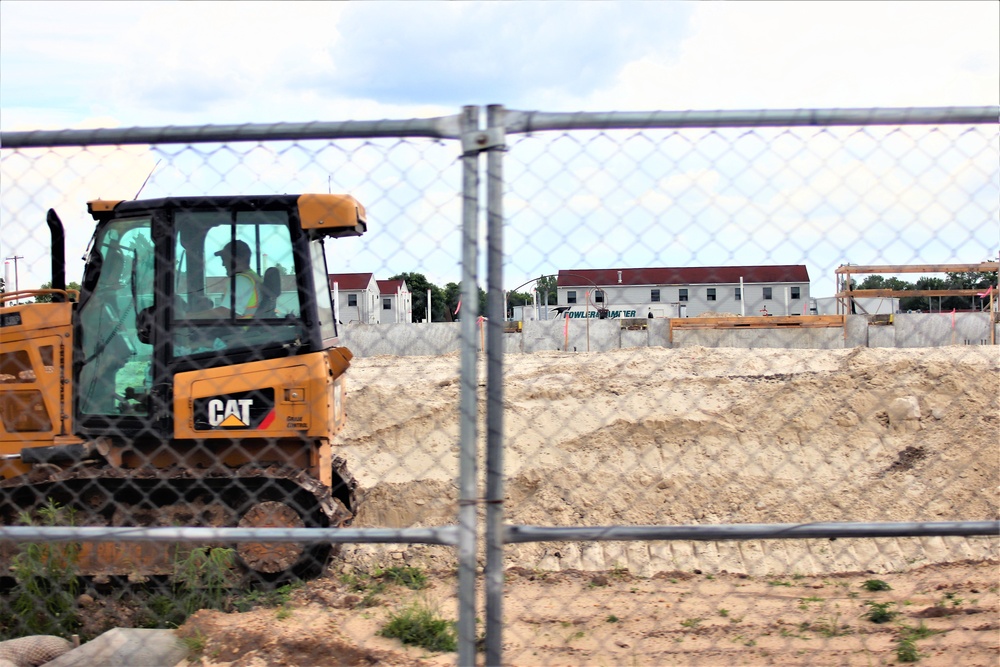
[555,265,812,319]
[328,273,413,324]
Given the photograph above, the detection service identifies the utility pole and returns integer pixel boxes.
[5,255,23,303]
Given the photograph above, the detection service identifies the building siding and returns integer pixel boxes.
[556,266,811,319]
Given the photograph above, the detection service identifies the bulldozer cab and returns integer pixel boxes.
[77,194,366,438]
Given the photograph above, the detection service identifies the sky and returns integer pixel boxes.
[1,1,998,297]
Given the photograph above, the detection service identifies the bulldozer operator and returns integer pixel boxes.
[190,239,263,319]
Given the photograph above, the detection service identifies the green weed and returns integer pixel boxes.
[379,565,428,590]
[895,637,921,663]
[233,581,302,612]
[813,613,853,637]
[862,601,898,624]
[798,595,824,610]
[609,564,630,579]
[171,547,238,619]
[899,621,944,641]
[360,592,383,608]
[5,500,82,638]
[378,601,457,653]
[861,579,892,592]
[180,630,207,656]
[779,626,811,640]
[942,592,964,607]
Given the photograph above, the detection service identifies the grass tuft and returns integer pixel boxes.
[862,601,898,624]
[861,579,892,592]
[379,565,429,590]
[378,601,458,653]
[3,500,82,639]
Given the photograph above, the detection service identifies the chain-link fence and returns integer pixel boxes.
[1,106,998,666]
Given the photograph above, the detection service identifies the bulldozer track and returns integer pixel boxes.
[0,457,359,581]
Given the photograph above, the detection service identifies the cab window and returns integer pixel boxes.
[173,209,302,358]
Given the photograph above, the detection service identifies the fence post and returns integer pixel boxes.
[484,103,507,666]
[456,104,481,667]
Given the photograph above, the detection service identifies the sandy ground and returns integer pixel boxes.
[179,345,999,666]
[180,560,998,666]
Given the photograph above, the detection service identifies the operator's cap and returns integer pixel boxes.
[215,240,251,260]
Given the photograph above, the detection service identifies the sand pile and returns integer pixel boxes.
[335,346,999,576]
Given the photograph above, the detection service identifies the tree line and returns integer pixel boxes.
[388,273,562,321]
[4,270,995,317]
[852,270,997,312]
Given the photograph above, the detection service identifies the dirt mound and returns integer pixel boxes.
[337,346,999,575]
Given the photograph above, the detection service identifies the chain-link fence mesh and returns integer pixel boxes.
[1,106,997,666]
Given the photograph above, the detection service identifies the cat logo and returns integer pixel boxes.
[193,388,275,431]
[209,399,253,427]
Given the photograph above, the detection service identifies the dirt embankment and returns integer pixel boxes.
[336,346,999,575]
[178,346,999,666]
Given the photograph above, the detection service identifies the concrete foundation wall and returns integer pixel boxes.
[340,314,998,357]
[671,327,845,349]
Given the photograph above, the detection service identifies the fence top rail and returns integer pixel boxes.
[502,106,1000,134]
[3,106,997,150]
[0,114,465,149]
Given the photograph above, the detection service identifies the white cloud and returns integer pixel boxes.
[2,1,996,295]
[589,1,1000,111]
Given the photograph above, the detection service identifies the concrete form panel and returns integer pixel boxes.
[502,332,523,354]
[523,320,620,353]
[342,322,461,357]
[672,328,844,349]
[868,326,896,348]
[620,329,649,349]
[340,314,995,357]
[895,313,990,348]
[844,315,869,348]
[648,320,672,348]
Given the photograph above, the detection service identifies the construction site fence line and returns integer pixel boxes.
[3,105,997,149]
[503,521,1000,544]
[0,526,461,546]
[1,520,993,546]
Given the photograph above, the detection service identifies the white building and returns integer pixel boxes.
[556,266,812,319]
[376,279,413,323]
[328,273,414,324]
[329,272,379,324]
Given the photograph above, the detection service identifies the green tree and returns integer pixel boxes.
[439,282,487,321]
[442,282,460,321]
[535,274,558,305]
[32,281,82,303]
[506,290,533,318]
[855,271,1000,312]
[910,276,948,312]
[388,272,444,322]
[945,270,998,310]
[857,275,911,291]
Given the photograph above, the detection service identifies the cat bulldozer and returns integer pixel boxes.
[0,194,366,580]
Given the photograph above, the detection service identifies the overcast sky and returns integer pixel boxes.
[2,1,998,295]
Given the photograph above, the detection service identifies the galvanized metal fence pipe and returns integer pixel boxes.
[484,104,508,667]
[456,105,482,667]
[0,526,462,545]
[0,117,463,148]
[504,521,1000,544]
[501,106,1000,133]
